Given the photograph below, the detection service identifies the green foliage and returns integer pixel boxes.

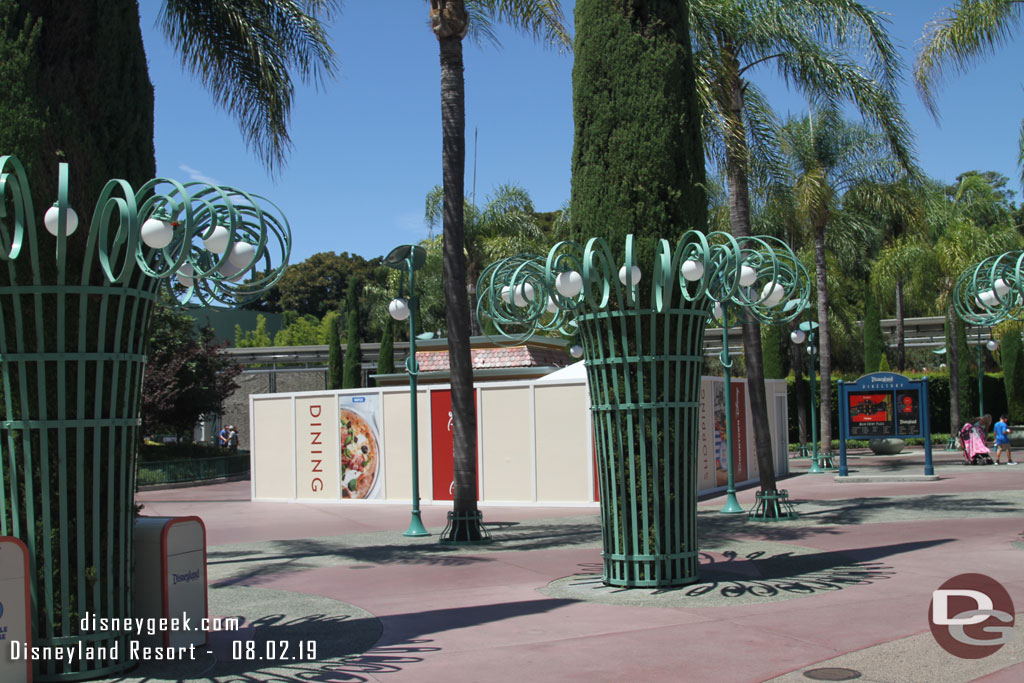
[1000,323,1024,420]
[235,314,272,347]
[271,251,385,323]
[142,306,241,438]
[879,353,890,371]
[273,312,334,346]
[377,316,395,376]
[571,0,706,256]
[863,282,884,372]
[761,324,785,379]
[327,310,343,390]
[955,315,977,419]
[343,279,363,388]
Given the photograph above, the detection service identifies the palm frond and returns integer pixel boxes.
[915,0,1024,119]
[160,0,338,174]
[467,0,572,52]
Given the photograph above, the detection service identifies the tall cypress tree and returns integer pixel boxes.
[863,280,884,373]
[1001,324,1024,420]
[327,310,343,390]
[761,325,785,379]
[572,0,706,255]
[377,316,396,376]
[342,279,362,388]
[572,0,708,585]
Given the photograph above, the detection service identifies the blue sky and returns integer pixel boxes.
[138,1,1024,265]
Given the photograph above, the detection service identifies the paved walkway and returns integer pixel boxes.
[104,445,1023,682]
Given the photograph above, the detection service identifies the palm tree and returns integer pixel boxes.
[778,109,904,453]
[689,0,913,496]
[915,0,1024,186]
[426,182,545,335]
[847,175,929,371]
[428,1,570,540]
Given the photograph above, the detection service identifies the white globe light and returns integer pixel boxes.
[681,258,704,281]
[760,280,785,307]
[987,339,999,351]
[140,216,174,248]
[738,264,757,287]
[790,329,806,345]
[43,204,78,236]
[228,240,256,268]
[555,270,583,298]
[712,301,723,322]
[177,263,196,287]
[569,344,584,359]
[500,285,511,304]
[218,259,248,282]
[619,264,642,286]
[546,297,559,314]
[979,289,998,307]
[994,278,1012,297]
[202,224,230,253]
[806,345,815,356]
[388,298,410,321]
[514,282,535,307]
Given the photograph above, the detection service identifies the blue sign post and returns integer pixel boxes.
[837,372,933,476]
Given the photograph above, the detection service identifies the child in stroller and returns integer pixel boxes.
[961,415,994,465]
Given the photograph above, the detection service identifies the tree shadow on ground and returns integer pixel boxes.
[792,494,1020,526]
[553,539,950,605]
[207,520,604,587]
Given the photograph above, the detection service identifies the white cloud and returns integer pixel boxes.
[178,164,221,186]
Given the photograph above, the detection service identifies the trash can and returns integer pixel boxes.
[0,537,31,682]
[133,517,208,649]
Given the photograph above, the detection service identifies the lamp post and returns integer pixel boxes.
[713,301,743,514]
[790,321,823,473]
[385,244,430,537]
[976,330,998,417]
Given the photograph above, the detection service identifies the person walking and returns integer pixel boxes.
[218,425,230,448]
[993,414,1015,465]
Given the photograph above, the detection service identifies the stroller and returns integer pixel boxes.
[960,422,994,465]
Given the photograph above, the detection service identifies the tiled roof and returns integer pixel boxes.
[416,345,569,372]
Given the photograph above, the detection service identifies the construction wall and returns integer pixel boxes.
[249,377,788,504]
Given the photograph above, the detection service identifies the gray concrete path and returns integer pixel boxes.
[100,445,1024,682]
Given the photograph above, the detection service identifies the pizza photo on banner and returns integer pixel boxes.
[339,394,383,499]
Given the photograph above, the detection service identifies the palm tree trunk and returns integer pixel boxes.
[813,224,833,452]
[723,79,778,496]
[895,278,906,371]
[438,21,481,540]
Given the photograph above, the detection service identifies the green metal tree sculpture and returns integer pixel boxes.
[0,155,289,680]
[476,231,808,587]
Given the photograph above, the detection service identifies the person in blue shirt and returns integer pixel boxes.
[993,414,1015,465]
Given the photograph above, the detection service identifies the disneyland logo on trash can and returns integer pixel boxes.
[929,573,1015,658]
[172,569,201,585]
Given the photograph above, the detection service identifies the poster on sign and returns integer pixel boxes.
[339,394,383,499]
[430,389,478,501]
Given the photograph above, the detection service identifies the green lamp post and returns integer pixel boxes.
[476,231,808,586]
[708,244,810,514]
[790,321,823,473]
[0,155,289,681]
[385,244,430,538]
